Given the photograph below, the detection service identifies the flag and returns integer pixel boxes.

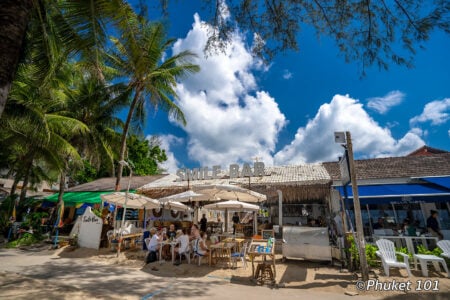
[54,201,64,228]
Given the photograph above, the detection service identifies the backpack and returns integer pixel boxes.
[146,251,157,264]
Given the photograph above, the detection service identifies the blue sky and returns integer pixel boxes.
[132,1,450,172]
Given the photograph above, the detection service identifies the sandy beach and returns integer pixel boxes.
[0,243,449,299]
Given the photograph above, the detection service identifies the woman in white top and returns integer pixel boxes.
[174,229,189,255]
[194,231,209,256]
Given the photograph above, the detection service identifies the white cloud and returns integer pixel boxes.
[274,94,425,164]
[156,134,184,173]
[282,69,293,80]
[172,14,286,166]
[366,90,405,114]
[410,98,450,126]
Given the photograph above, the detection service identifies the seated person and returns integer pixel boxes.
[373,218,384,230]
[174,229,190,258]
[190,224,200,241]
[403,218,416,236]
[167,224,177,240]
[148,228,163,253]
[193,231,209,257]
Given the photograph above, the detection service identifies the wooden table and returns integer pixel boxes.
[248,240,276,283]
[121,232,143,249]
[209,242,235,267]
[222,238,245,252]
[158,240,178,265]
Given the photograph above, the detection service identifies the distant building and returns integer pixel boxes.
[407,145,448,156]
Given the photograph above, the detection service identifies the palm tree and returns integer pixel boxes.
[62,67,130,177]
[1,58,88,204]
[107,19,200,191]
[0,0,138,118]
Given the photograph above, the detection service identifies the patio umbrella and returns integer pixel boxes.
[203,200,260,234]
[158,190,211,202]
[161,200,191,212]
[101,192,160,209]
[203,200,260,211]
[193,184,267,203]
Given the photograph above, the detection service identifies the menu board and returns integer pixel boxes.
[262,229,274,240]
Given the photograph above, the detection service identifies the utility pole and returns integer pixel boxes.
[346,131,369,281]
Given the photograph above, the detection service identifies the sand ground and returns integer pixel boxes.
[0,243,449,299]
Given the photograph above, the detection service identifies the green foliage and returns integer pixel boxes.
[92,208,102,218]
[417,244,442,256]
[73,159,98,184]
[5,233,40,248]
[127,135,167,175]
[346,235,380,268]
[365,244,379,267]
[396,246,412,261]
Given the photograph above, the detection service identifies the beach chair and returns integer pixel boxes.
[231,241,248,269]
[437,240,450,259]
[376,239,412,277]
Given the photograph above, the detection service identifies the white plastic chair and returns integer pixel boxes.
[177,241,191,264]
[231,242,248,269]
[191,239,205,266]
[376,239,412,277]
[437,240,450,259]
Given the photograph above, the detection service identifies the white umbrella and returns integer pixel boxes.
[101,192,160,209]
[193,184,266,203]
[162,200,191,212]
[203,200,260,211]
[158,190,211,202]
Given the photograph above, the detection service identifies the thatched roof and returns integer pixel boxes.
[138,164,332,204]
[68,175,166,192]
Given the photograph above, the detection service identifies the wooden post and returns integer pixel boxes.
[346,131,369,281]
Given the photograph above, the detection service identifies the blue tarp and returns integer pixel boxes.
[420,176,450,189]
[335,183,450,205]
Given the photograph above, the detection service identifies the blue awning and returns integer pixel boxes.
[335,183,450,205]
[419,176,450,189]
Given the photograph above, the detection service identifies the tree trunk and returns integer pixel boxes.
[115,89,141,191]
[19,167,30,203]
[0,0,34,118]
[10,175,21,198]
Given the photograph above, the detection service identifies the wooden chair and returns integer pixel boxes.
[376,239,411,277]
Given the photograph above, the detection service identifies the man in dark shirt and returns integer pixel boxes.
[427,210,443,240]
[232,212,239,234]
[200,214,207,233]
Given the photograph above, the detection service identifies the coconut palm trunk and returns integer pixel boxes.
[0,0,33,118]
[115,87,142,191]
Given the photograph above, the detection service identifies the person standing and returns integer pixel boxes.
[427,210,444,240]
[232,212,240,234]
[200,214,208,233]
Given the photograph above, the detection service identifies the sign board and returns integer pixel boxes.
[176,162,265,181]
[71,207,103,249]
[262,229,275,240]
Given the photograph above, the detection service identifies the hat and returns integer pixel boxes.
[176,229,183,238]
[430,210,438,215]
[149,227,157,233]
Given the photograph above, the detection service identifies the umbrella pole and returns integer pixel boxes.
[253,211,257,236]
[225,208,228,233]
